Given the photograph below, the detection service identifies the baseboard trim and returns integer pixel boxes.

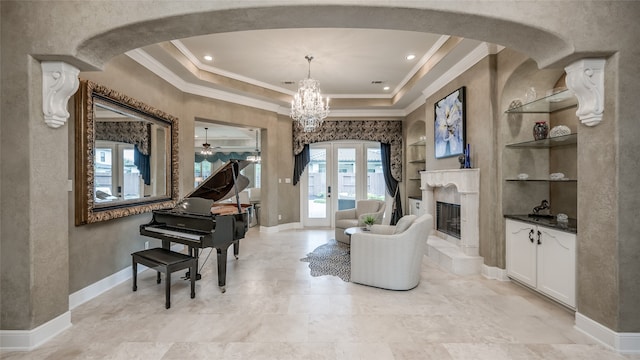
[69,244,183,309]
[260,222,303,233]
[481,265,510,281]
[575,312,640,354]
[0,311,71,351]
[69,263,144,310]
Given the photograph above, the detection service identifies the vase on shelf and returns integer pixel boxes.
[533,121,549,140]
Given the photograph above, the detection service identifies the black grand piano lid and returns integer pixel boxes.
[186,159,252,202]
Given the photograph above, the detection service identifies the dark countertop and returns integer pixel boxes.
[504,214,577,234]
[408,196,422,200]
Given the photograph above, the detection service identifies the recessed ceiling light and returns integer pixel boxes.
[406,54,416,60]
[383,86,390,91]
[203,55,213,61]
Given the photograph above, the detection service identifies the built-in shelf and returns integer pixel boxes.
[409,159,425,164]
[505,89,577,113]
[506,133,577,148]
[505,179,577,182]
[409,140,426,146]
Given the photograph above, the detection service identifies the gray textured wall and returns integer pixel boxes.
[424,57,499,266]
[2,0,639,335]
[68,54,293,294]
[69,55,184,294]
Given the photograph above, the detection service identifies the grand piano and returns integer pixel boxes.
[140,159,251,293]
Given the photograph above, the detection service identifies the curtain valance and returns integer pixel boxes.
[194,152,255,164]
[293,120,403,182]
[95,121,151,155]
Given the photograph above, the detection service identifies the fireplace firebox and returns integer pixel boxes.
[436,201,461,239]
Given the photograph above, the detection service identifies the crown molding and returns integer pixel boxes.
[405,42,496,115]
[126,49,281,113]
[394,35,450,94]
[129,41,497,118]
[171,40,295,96]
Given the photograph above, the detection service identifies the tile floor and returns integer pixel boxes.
[2,228,638,359]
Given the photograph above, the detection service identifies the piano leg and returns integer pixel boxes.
[233,240,239,260]
[184,247,202,281]
[216,247,228,293]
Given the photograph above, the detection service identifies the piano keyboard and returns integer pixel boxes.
[144,226,205,241]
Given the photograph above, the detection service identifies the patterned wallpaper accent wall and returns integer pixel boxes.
[292,120,403,181]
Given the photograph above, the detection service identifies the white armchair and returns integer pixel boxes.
[350,214,433,290]
[334,200,385,244]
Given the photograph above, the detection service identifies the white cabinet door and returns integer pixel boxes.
[505,219,537,288]
[409,198,424,216]
[537,226,576,308]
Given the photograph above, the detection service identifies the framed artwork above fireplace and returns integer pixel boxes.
[434,86,466,159]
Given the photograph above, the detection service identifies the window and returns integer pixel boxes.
[366,145,384,200]
[94,142,142,202]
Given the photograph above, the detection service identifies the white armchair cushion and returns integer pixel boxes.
[368,224,396,235]
[335,218,359,230]
[334,200,385,244]
[335,208,356,221]
[350,214,433,290]
[355,200,383,218]
[393,215,417,234]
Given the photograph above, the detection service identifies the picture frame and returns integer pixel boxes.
[434,86,466,159]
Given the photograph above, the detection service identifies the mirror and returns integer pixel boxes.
[75,80,179,225]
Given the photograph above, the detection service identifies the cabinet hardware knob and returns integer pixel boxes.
[529,229,534,243]
[537,230,542,245]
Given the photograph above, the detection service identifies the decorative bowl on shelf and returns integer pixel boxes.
[549,125,571,138]
[517,173,529,180]
[549,172,565,180]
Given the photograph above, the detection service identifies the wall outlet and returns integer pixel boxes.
[278,214,282,220]
[144,241,149,249]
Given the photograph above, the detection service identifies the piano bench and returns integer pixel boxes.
[131,248,196,309]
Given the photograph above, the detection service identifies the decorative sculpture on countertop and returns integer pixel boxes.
[532,199,550,215]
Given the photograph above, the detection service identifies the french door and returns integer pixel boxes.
[301,141,386,227]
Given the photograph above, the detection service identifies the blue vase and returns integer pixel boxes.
[464,144,471,168]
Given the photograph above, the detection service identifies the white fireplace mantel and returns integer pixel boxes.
[421,168,480,194]
[420,169,480,256]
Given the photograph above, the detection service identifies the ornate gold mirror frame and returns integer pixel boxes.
[74,80,179,225]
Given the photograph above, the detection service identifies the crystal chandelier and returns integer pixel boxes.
[290,55,330,132]
[246,129,261,163]
[200,127,213,155]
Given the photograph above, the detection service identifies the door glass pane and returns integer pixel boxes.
[337,148,356,210]
[94,147,114,201]
[367,146,385,200]
[308,148,327,218]
[122,148,141,200]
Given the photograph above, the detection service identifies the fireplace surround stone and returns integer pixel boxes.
[421,169,483,275]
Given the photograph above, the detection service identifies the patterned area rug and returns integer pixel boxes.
[300,239,351,282]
